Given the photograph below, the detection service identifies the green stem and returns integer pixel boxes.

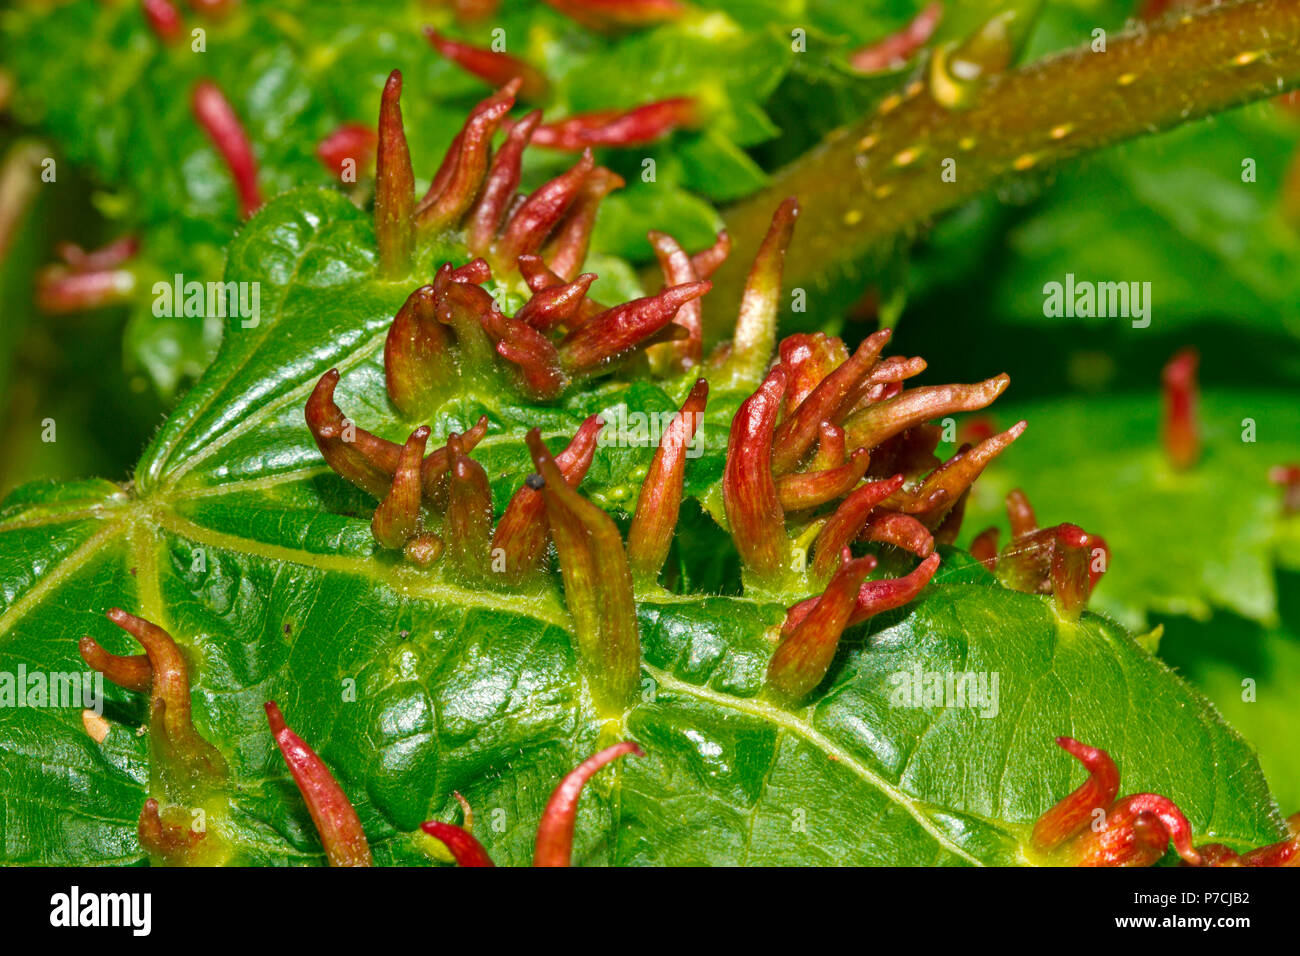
[705,0,1300,325]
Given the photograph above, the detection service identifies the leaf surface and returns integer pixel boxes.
[0,189,1287,865]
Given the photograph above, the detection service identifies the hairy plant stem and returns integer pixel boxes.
[704,0,1300,327]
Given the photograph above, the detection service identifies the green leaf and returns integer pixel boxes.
[590,187,723,265]
[0,187,1287,865]
[628,564,1283,864]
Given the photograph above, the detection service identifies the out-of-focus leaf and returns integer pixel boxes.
[964,388,1300,629]
[0,0,798,393]
[981,105,1300,339]
[1158,593,1300,813]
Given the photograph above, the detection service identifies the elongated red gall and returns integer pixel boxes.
[1032,737,1200,866]
[192,79,261,219]
[265,701,372,867]
[534,741,643,866]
